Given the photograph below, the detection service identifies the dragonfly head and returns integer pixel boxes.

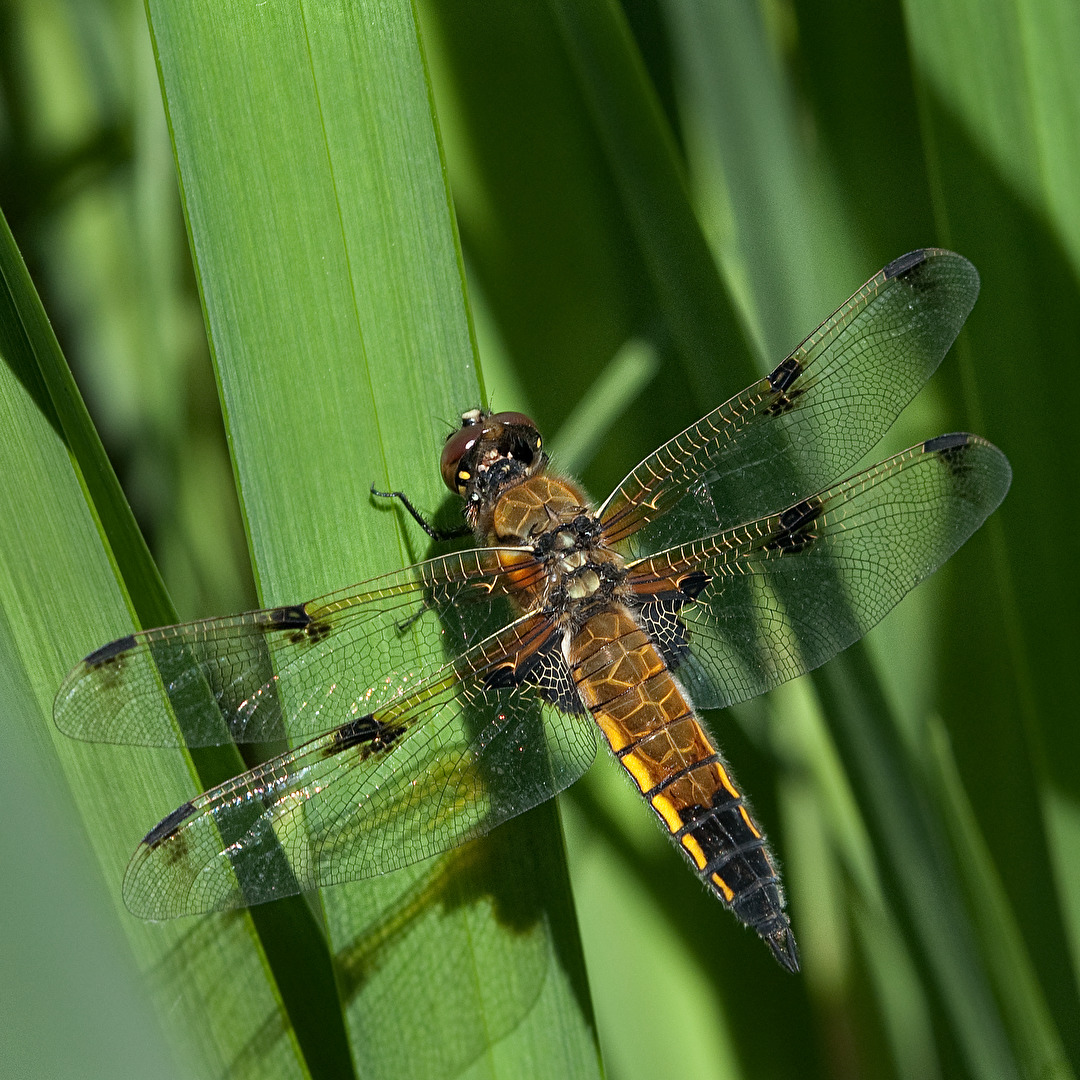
[441,409,546,514]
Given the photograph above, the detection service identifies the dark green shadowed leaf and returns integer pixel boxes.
[420,2,1070,1079]
[814,649,1020,1080]
[546,0,752,406]
[925,717,1073,1080]
[904,0,1080,1069]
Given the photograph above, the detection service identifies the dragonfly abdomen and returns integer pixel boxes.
[568,605,799,972]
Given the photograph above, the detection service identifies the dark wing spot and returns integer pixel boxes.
[257,606,333,645]
[883,249,929,280]
[384,723,406,742]
[85,634,137,666]
[765,356,806,417]
[484,666,519,692]
[536,657,584,713]
[294,619,332,644]
[258,604,311,630]
[324,714,379,753]
[638,599,692,670]
[924,432,975,477]
[923,432,970,453]
[485,636,584,715]
[323,715,406,759]
[679,569,709,600]
[142,800,197,849]
[634,569,710,672]
[767,355,802,394]
[765,497,824,554]
[365,724,406,757]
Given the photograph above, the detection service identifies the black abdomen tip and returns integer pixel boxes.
[766,924,801,973]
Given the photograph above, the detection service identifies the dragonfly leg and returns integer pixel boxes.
[370,484,471,541]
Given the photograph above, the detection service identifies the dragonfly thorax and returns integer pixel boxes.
[490,470,630,629]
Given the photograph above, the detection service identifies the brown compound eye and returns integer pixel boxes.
[441,412,487,494]
[440,410,542,495]
[488,411,535,430]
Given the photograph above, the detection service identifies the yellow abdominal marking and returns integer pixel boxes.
[738,804,761,837]
[594,714,631,753]
[681,833,708,869]
[621,751,654,793]
[711,872,735,901]
[716,763,741,799]
[651,792,684,832]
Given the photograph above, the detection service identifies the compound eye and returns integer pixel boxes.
[489,410,536,430]
[441,421,482,494]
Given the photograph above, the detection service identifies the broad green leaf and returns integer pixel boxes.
[146,1,601,1077]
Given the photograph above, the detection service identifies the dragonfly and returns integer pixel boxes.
[55,249,1011,973]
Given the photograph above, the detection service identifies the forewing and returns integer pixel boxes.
[122,615,599,918]
[600,250,980,553]
[627,435,1011,710]
[54,547,543,746]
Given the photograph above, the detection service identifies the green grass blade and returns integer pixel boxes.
[0,210,310,1078]
[0,625,181,1080]
[926,717,1074,1080]
[547,0,753,405]
[660,0,863,363]
[813,649,1019,1080]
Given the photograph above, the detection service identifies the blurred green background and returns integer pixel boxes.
[2,0,1078,1078]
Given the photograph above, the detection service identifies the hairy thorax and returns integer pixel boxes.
[488,473,630,630]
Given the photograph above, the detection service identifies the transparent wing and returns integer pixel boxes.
[122,614,599,918]
[54,547,544,747]
[600,250,980,553]
[627,434,1011,710]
